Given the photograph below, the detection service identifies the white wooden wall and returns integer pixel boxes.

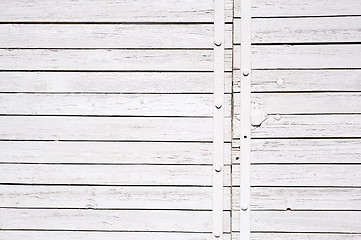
[0,1,234,239]
[232,0,361,239]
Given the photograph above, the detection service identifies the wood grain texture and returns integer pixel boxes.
[0,94,232,117]
[232,187,361,210]
[252,17,361,43]
[0,72,233,93]
[0,141,231,164]
[246,211,361,233]
[233,164,361,187]
[250,70,361,92]
[252,45,361,69]
[0,0,233,22]
[251,0,361,17]
[0,164,231,186]
[0,116,231,141]
[0,24,233,49]
[0,185,231,210]
[247,233,361,240]
[0,232,231,240]
[0,49,232,71]
[233,114,361,138]
[0,208,231,232]
[251,139,361,164]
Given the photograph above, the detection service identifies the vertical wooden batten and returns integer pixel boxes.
[239,0,251,238]
[213,0,225,239]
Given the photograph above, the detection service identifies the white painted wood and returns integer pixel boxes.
[0,72,233,93]
[252,17,361,43]
[233,165,361,187]
[248,187,361,210]
[0,94,232,117]
[248,233,361,240]
[252,45,361,69]
[0,0,233,22]
[251,0,361,17]
[250,70,361,92]
[0,185,231,210]
[0,24,233,49]
[244,93,361,114]
[0,208,231,232]
[0,164,231,186]
[233,114,361,138]
[246,211,361,233]
[1,232,232,240]
[0,141,231,164]
[0,116,232,141]
[250,139,361,164]
[0,49,232,71]
[213,0,225,238]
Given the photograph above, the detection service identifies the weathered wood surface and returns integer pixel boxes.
[0,0,233,22]
[252,45,361,69]
[0,141,231,164]
[0,94,232,117]
[0,164,231,186]
[249,70,361,92]
[232,187,361,210]
[233,114,361,138]
[235,93,361,114]
[0,49,232,71]
[250,0,361,17]
[233,165,361,187]
[247,233,361,240]
[250,139,361,163]
[252,17,361,43]
[0,208,231,232]
[233,211,361,233]
[0,117,231,141]
[0,185,231,210]
[0,232,231,240]
[0,24,233,49]
[0,72,233,93]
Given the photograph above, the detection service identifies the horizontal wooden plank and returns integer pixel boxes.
[233,114,361,138]
[0,164,231,186]
[0,24,233,49]
[250,93,361,114]
[250,139,361,164]
[251,0,361,17]
[0,185,231,210]
[0,49,232,71]
[0,72,233,93]
[0,94,232,117]
[252,45,361,69]
[240,211,361,233]
[250,70,361,92]
[0,209,231,232]
[247,233,361,240]
[0,116,231,141]
[233,164,361,187]
[252,17,361,44]
[0,0,233,22]
[232,187,361,210]
[1,232,231,240]
[0,141,231,165]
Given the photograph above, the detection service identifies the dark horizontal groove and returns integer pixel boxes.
[252,15,361,19]
[0,162,215,166]
[251,231,361,234]
[250,137,361,140]
[0,21,233,25]
[0,70,214,73]
[0,183,215,187]
[0,92,227,94]
[1,48,215,50]
[0,114,213,118]
[251,186,361,189]
[253,42,361,46]
[0,139,222,143]
[251,163,361,165]
[252,209,361,212]
[251,91,361,93]
[266,113,361,115]
[0,229,216,234]
[0,207,218,212]
[253,68,361,70]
